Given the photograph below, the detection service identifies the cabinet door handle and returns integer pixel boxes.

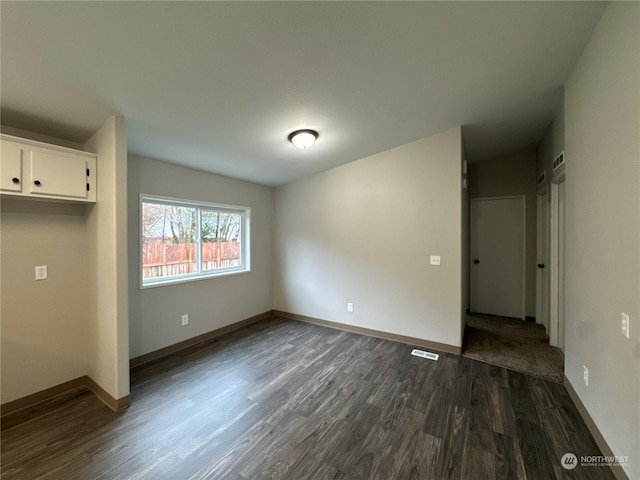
[34,180,42,186]
[12,177,20,184]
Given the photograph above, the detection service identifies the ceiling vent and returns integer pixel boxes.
[411,349,439,361]
[553,152,565,171]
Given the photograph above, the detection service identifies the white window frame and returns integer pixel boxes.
[140,194,251,288]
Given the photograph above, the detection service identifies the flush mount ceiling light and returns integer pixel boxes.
[288,129,318,150]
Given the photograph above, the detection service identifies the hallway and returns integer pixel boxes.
[462,314,564,383]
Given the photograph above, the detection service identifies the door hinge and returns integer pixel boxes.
[87,168,90,177]
[87,183,90,191]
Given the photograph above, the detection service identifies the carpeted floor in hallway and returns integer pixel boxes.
[462,313,564,383]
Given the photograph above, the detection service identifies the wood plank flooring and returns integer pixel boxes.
[1,318,614,479]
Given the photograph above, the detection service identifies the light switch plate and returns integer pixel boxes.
[35,265,47,280]
[430,255,441,266]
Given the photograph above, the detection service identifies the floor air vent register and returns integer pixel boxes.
[410,349,439,361]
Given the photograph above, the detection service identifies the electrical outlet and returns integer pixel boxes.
[181,314,189,326]
[347,302,354,313]
[621,312,630,339]
[583,365,589,386]
[35,265,48,280]
[430,255,441,266]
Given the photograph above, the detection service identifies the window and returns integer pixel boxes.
[140,195,250,287]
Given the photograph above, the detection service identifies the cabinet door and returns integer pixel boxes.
[29,148,88,199]
[0,140,24,193]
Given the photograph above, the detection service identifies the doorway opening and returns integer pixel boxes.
[464,193,564,382]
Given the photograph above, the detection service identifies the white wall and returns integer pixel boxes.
[274,127,463,348]
[127,155,274,358]
[467,149,538,318]
[564,3,639,478]
[84,116,130,401]
[0,125,84,150]
[536,106,565,188]
[1,200,87,403]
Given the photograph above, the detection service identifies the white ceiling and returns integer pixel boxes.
[1,1,606,186]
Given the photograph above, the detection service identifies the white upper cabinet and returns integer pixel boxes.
[0,140,24,193]
[29,147,90,199]
[1,134,96,203]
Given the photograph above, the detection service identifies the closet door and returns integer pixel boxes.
[470,196,526,319]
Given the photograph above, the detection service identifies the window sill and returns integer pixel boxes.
[140,268,251,289]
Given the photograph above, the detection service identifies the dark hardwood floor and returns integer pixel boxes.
[1,317,614,479]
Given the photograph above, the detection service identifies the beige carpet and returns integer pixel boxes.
[462,313,564,383]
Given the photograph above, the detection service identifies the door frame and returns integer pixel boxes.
[549,172,566,347]
[536,186,550,332]
[470,195,526,320]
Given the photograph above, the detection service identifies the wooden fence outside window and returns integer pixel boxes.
[142,242,240,278]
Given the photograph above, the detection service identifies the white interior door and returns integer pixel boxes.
[536,188,550,332]
[470,196,526,319]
